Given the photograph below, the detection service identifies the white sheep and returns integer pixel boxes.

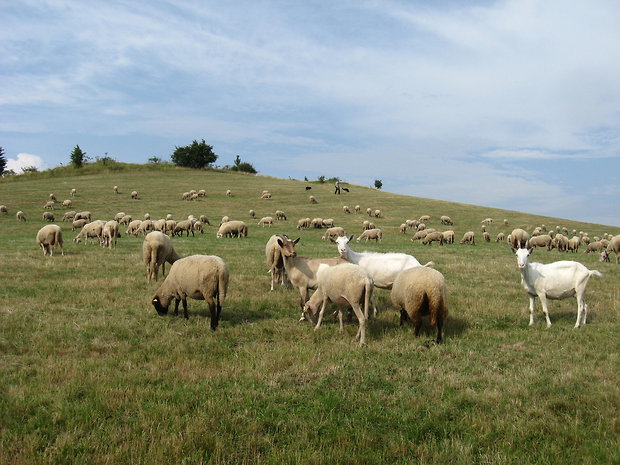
[74,211,91,221]
[568,236,581,253]
[131,190,138,200]
[173,219,194,237]
[261,192,272,199]
[0,205,7,215]
[419,215,431,223]
[153,218,166,232]
[357,228,382,242]
[249,209,256,218]
[309,195,318,204]
[192,221,205,234]
[322,218,335,228]
[102,220,120,248]
[600,234,620,264]
[482,217,493,224]
[422,231,444,245]
[311,218,324,229]
[125,220,142,236]
[496,232,505,243]
[366,208,372,216]
[322,227,346,241]
[440,215,453,225]
[62,211,76,222]
[119,214,133,225]
[16,211,27,222]
[459,231,475,245]
[303,263,373,347]
[442,230,455,244]
[482,231,490,242]
[513,247,602,328]
[528,234,553,250]
[62,199,72,208]
[74,221,104,244]
[258,216,274,227]
[43,201,55,210]
[343,205,351,214]
[151,255,229,329]
[373,209,382,218]
[296,218,311,229]
[216,220,248,238]
[509,228,530,249]
[42,211,55,222]
[410,230,428,243]
[72,219,88,231]
[226,189,232,197]
[70,188,77,197]
[113,185,119,194]
[36,224,64,256]
[391,266,448,344]
[114,212,126,222]
[354,205,361,214]
[219,215,230,226]
[138,219,154,236]
[143,231,181,281]
[399,223,408,234]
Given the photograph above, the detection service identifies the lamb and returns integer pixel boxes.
[131,190,139,200]
[102,220,120,248]
[442,230,455,244]
[174,219,195,237]
[74,221,104,244]
[599,234,620,264]
[343,205,351,214]
[303,263,373,347]
[151,255,229,330]
[513,247,602,328]
[528,234,553,250]
[309,195,318,204]
[265,234,289,291]
[0,205,7,215]
[36,224,64,256]
[509,228,530,249]
[16,211,27,222]
[274,236,347,315]
[143,231,182,281]
[72,219,88,231]
[249,209,256,218]
[258,216,274,227]
[357,228,382,242]
[459,231,475,245]
[440,215,453,225]
[216,220,248,238]
[422,231,444,245]
[70,188,77,197]
[322,227,346,241]
[42,212,55,222]
[391,266,448,343]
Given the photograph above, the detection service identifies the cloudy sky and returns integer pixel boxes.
[2,0,619,226]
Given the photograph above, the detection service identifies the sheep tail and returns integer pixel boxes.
[423,261,435,268]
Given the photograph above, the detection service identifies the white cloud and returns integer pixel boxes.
[7,153,45,173]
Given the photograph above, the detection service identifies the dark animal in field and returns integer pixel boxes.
[305,186,312,190]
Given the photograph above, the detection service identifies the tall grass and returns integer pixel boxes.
[0,165,618,464]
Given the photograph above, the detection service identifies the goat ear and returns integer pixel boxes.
[527,247,534,255]
[511,247,517,254]
[276,237,284,247]
[293,237,300,245]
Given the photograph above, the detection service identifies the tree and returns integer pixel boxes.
[171,139,218,169]
[70,145,86,168]
[374,179,383,189]
[230,155,257,174]
[0,146,6,176]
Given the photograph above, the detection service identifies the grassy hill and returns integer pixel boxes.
[1,164,618,464]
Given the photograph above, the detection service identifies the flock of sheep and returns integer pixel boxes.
[2,182,618,347]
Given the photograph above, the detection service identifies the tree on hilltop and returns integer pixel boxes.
[171,139,218,169]
[230,155,257,174]
[70,145,86,168]
[0,147,6,176]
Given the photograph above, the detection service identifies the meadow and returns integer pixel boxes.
[1,163,618,464]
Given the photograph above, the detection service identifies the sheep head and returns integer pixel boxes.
[152,295,170,315]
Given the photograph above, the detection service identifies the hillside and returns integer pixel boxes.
[0,164,618,464]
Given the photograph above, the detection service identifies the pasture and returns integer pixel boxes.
[1,163,619,464]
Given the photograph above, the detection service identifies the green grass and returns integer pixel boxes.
[1,164,618,464]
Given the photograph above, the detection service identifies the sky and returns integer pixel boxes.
[2,0,619,227]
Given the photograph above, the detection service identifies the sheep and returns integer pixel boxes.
[249,209,256,218]
[151,255,229,329]
[226,189,232,197]
[296,218,311,229]
[119,214,132,225]
[113,185,119,194]
[36,224,64,256]
[182,192,191,201]
[258,216,274,227]
[137,219,154,236]
[42,212,55,222]
[459,231,475,245]
[48,193,57,203]
[417,223,426,232]
[74,221,104,244]
[174,219,195,237]
[131,190,138,200]
[216,220,248,238]
[302,263,373,347]
[143,213,151,220]
[322,227,346,241]
[153,218,166,232]
[599,234,620,264]
[354,205,361,214]
[43,201,55,210]
[16,211,27,222]
[374,209,382,218]
[496,232,505,243]
[114,212,126,222]
[410,230,429,243]
[551,234,569,252]
[311,218,324,229]
[275,210,287,221]
[102,220,120,248]
[509,228,530,249]
[219,216,230,226]
[568,236,581,253]
[70,188,77,197]
[261,192,272,199]
[274,236,346,315]
[309,195,318,204]
[399,223,408,234]
[585,241,606,254]
[62,211,77,222]
[366,208,372,216]
[482,218,493,223]
[482,231,491,242]
[74,211,91,221]
[504,219,509,226]
[72,219,88,231]
[391,266,448,344]
[406,219,420,229]
[265,234,289,291]
[442,230,455,244]
[343,205,351,214]
[143,231,181,281]
[0,205,7,215]
[192,221,205,234]
[422,231,444,245]
[418,215,431,223]
[513,247,602,328]
[322,218,335,228]
[357,228,382,242]
[440,215,453,225]
[198,189,206,197]
[528,234,553,250]
[125,220,142,236]
[62,199,72,208]
[480,225,487,233]
[164,219,176,235]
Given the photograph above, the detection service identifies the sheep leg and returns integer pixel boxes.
[435,315,444,344]
[173,298,180,316]
[537,294,552,328]
[208,297,218,331]
[528,295,536,326]
[181,298,189,319]
[337,308,344,332]
[400,309,409,326]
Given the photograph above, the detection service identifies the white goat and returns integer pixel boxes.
[513,247,602,328]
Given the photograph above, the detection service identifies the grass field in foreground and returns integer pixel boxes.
[0,164,618,464]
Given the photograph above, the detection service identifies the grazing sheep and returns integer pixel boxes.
[496,232,505,243]
[265,234,289,291]
[144,213,151,220]
[62,211,77,222]
[165,213,173,220]
[322,218,335,228]
[42,211,55,222]
[406,219,419,229]
[391,266,448,344]
[528,234,553,250]
[481,225,487,233]
[74,221,104,244]
[153,219,166,232]
[113,185,119,194]
[143,231,181,281]
[70,188,77,197]
[74,211,91,221]
[311,218,324,229]
[164,219,176,235]
[72,219,88,231]
[422,231,445,245]
[599,235,620,264]
[440,215,453,225]
[343,205,351,214]
[482,231,491,242]
[354,205,361,214]
[357,228,382,242]
[151,255,229,329]
[258,216,274,227]
[198,215,211,226]
[261,192,272,199]
[131,190,138,200]
[459,231,475,245]
[219,216,230,226]
[249,209,256,218]
[296,218,311,229]
[36,224,64,256]
[410,230,429,243]
[419,215,431,223]
[198,189,206,197]
[309,195,318,204]
[226,189,232,197]
[62,199,72,208]
[482,218,493,223]
[125,220,142,236]
[513,247,602,328]
[216,220,248,238]
[192,221,205,234]
[442,230,455,244]
[173,219,194,237]
[504,219,509,226]
[551,234,569,252]
[366,208,372,216]
[114,212,126,222]
[509,228,530,249]
[16,210,27,222]
[399,223,408,234]
[374,209,382,218]
[322,227,346,241]
[568,236,581,253]
[303,263,373,346]
[48,193,57,203]
[275,210,287,221]
[138,219,154,236]
[0,205,7,215]
[417,223,426,232]
[119,214,132,225]
[43,201,55,210]
[585,241,606,254]
[102,220,120,248]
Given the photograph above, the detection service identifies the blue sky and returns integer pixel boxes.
[2,0,619,226]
